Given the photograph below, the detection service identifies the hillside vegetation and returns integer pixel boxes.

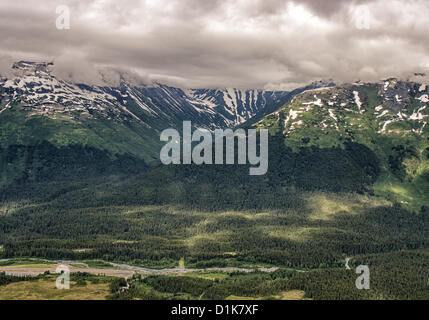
[0,80,428,300]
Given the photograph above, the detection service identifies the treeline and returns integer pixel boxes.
[0,194,426,269]
[115,272,291,300]
[171,134,380,198]
[0,272,38,286]
[287,250,429,300]
[0,141,147,186]
[113,250,428,300]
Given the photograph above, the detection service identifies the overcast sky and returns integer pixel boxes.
[0,0,428,89]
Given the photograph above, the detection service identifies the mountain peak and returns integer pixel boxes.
[0,62,296,131]
[11,61,54,76]
[255,81,428,146]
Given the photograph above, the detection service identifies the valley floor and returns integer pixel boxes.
[0,172,427,300]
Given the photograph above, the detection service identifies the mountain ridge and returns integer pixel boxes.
[0,60,333,166]
[0,61,301,131]
[251,80,429,212]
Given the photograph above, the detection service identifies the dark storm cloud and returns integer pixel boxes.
[0,0,428,89]
[295,0,375,16]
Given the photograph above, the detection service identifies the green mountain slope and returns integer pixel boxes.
[253,80,429,211]
[0,104,161,160]
[0,80,427,300]
[0,103,158,186]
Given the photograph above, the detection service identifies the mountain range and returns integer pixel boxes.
[0,61,332,129]
[0,61,333,161]
[251,79,429,211]
[0,61,428,212]
[0,61,428,300]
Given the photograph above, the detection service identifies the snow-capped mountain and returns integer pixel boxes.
[255,79,429,140]
[0,61,305,131]
[0,61,335,162]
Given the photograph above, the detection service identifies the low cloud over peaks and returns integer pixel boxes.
[0,0,428,89]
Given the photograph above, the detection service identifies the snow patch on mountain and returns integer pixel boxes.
[417,94,429,103]
[353,91,363,112]
[0,61,296,131]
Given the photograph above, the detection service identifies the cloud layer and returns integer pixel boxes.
[0,0,428,89]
